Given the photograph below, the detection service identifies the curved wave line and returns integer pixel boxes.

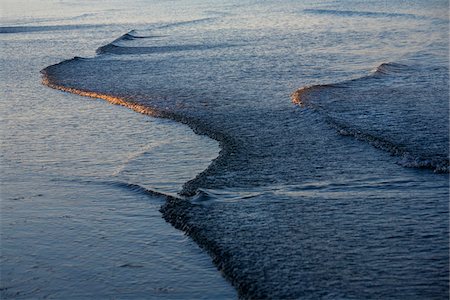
[291,62,449,173]
[42,68,245,293]
[290,62,411,108]
[42,75,163,117]
[41,66,238,196]
[290,84,336,107]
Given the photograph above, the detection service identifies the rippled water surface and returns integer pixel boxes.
[2,0,449,299]
[1,1,236,298]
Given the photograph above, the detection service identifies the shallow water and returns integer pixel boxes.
[3,0,449,298]
[1,1,235,298]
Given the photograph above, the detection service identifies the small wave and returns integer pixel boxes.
[110,181,182,200]
[96,41,233,55]
[49,176,181,200]
[41,64,165,117]
[114,30,163,41]
[41,58,238,197]
[291,84,339,107]
[291,62,449,173]
[372,62,410,75]
[120,33,150,41]
[156,17,216,30]
[333,122,449,173]
[1,13,98,28]
[93,30,167,54]
[0,24,100,34]
[191,188,265,204]
[291,61,431,105]
[398,155,449,173]
[303,8,419,19]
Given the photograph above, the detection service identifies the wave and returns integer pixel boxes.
[95,43,231,55]
[1,13,98,29]
[291,62,449,173]
[112,30,163,42]
[327,119,448,173]
[291,62,412,107]
[191,188,265,204]
[42,64,166,117]
[303,8,419,19]
[160,194,236,287]
[41,60,238,197]
[120,32,157,41]
[109,181,181,200]
[38,10,450,298]
[291,84,335,107]
[49,176,181,200]
[95,30,234,55]
[41,31,449,298]
[155,17,216,30]
[372,62,410,75]
[0,24,100,34]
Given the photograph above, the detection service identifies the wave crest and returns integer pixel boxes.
[372,62,410,75]
[292,62,449,173]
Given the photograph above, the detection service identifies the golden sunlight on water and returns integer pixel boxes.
[42,76,162,118]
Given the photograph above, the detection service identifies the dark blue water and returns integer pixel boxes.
[5,0,450,298]
[293,60,449,173]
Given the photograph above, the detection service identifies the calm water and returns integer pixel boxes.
[3,0,450,299]
[1,1,235,299]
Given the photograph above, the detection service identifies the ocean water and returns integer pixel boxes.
[1,1,235,299]
[3,0,449,299]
